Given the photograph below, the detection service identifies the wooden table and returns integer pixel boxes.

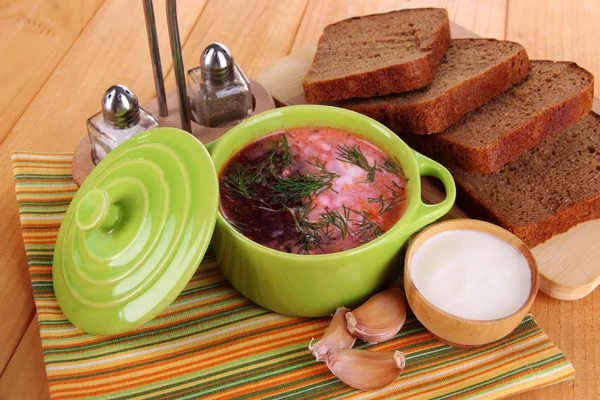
[0,1,598,399]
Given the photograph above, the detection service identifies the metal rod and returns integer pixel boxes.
[142,0,168,117]
[166,0,192,132]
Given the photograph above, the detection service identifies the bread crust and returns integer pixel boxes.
[344,39,531,134]
[403,61,595,173]
[454,174,600,247]
[302,9,451,102]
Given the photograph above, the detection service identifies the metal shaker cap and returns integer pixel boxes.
[200,43,234,83]
[102,85,141,128]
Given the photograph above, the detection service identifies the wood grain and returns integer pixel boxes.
[507,0,600,95]
[163,0,309,92]
[2,1,600,399]
[0,0,104,145]
[0,0,207,384]
[0,0,306,396]
[511,289,600,400]
[0,317,49,400]
[290,0,507,52]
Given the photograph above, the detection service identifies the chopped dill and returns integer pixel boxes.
[382,157,408,181]
[352,210,384,242]
[275,134,293,167]
[307,156,339,192]
[221,164,253,198]
[336,144,378,183]
[307,156,332,175]
[222,133,298,199]
[269,171,335,205]
[342,205,384,242]
[367,181,406,215]
[319,208,349,240]
[287,204,354,253]
[222,133,403,253]
[250,134,292,180]
[287,204,331,254]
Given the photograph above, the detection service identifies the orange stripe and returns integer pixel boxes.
[384,343,553,399]
[443,357,568,400]
[48,318,320,382]
[42,297,247,350]
[396,330,542,379]
[206,360,327,399]
[16,180,73,186]
[50,324,325,397]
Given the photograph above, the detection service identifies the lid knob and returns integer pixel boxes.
[101,85,141,128]
[200,42,234,83]
[76,188,121,232]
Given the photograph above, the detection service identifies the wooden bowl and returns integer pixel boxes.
[404,219,540,348]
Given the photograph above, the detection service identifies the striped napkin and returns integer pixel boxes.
[12,152,575,400]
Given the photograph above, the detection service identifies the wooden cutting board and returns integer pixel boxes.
[255,22,600,301]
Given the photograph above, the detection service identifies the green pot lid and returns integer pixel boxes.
[53,127,218,335]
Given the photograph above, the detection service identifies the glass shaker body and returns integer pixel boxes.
[188,66,253,128]
[87,108,158,164]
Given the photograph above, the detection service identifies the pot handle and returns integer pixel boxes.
[407,150,456,232]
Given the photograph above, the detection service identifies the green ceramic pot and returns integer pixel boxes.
[210,105,456,317]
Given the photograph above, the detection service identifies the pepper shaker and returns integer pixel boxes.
[87,85,159,164]
[187,43,253,127]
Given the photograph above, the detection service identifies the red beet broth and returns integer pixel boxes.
[219,127,408,254]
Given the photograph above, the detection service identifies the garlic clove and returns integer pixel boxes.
[309,307,356,361]
[346,288,407,343]
[326,349,406,391]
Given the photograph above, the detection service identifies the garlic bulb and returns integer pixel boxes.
[309,307,355,361]
[346,288,407,343]
[326,349,406,391]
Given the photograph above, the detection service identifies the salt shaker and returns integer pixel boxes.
[87,85,159,164]
[187,43,253,127]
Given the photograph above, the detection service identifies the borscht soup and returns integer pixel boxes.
[219,127,409,255]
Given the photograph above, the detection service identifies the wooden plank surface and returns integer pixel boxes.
[507,0,600,95]
[0,0,207,389]
[164,0,309,90]
[1,1,600,399]
[290,0,507,52]
[0,2,105,361]
[0,0,104,145]
[0,318,49,400]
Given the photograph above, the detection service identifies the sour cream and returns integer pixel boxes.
[410,230,531,320]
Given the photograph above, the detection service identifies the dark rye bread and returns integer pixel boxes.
[302,8,451,102]
[342,39,531,134]
[451,112,600,247]
[401,60,594,173]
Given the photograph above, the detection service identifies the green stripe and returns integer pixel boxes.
[18,200,72,206]
[18,210,67,215]
[21,225,62,230]
[47,310,277,382]
[14,174,73,179]
[13,155,575,400]
[432,354,567,399]
[43,303,262,359]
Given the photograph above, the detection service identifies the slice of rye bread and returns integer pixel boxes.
[342,39,531,134]
[399,60,594,173]
[450,112,600,247]
[302,8,451,102]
